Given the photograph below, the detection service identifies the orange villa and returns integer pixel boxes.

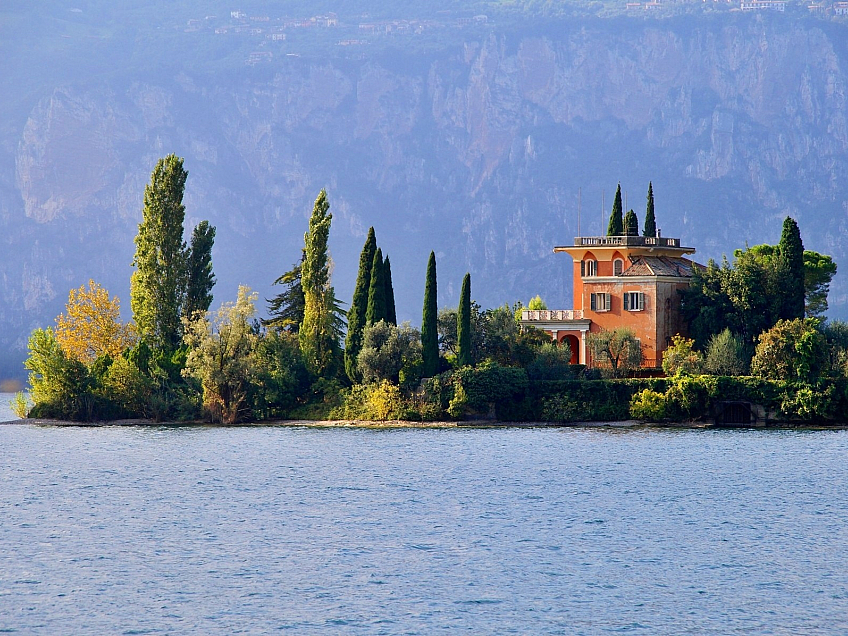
[520,233,701,369]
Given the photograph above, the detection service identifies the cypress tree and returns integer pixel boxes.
[643,182,657,237]
[300,189,336,376]
[421,251,439,377]
[366,248,386,325]
[607,184,623,236]
[131,154,189,351]
[457,273,472,367]
[624,210,639,236]
[344,228,377,382]
[777,216,805,320]
[184,220,216,319]
[384,255,397,325]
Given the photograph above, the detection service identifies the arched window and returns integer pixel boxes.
[613,259,624,276]
[582,260,597,277]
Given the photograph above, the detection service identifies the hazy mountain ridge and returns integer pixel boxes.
[3,15,848,378]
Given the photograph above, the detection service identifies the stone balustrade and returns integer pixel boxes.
[521,309,584,321]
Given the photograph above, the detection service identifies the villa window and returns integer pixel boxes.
[581,260,598,277]
[624,292,645,311]
[613,259,624,276]
[590,292,611,312]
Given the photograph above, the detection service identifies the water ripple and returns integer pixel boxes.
[1,426,847,634]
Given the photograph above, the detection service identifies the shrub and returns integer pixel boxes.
[705,329,748,376]
[780,384,836,421]
[662,334,703,377]
[449,361,528,418]
[664,375,718,420]
[358,320,421,385]
[250,331,310,420]
[630,389,667,421]
[526,342,574,381]
[751,318,828,382]
[333,381,410,421]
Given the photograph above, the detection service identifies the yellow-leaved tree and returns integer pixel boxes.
[54,280,137,364]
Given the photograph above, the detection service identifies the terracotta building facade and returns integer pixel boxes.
[520,235,700,368]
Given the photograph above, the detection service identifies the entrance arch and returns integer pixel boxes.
[562,334,580,365]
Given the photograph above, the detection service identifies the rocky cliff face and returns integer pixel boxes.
[3,16,848,377]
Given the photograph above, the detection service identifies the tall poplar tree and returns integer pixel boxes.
[131,154,189,351]
[624,210,639,236]
[344,228,377,382]
[457,273,472,367]
[384,255,397,326]
[777,216,805,320]
[299,189,337,376]
[643,182,657,238]
[421,251,439,377]
[366,248,386,325]
[185,220,216,319]
[607,184,623,236]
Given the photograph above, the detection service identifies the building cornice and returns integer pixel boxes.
[581,276,691,284]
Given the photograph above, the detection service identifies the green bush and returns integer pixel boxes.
[449,361,529,418]
[630,389,668,421]
[780,383,837,421]
[332,381,411,421]
[664,375,718,420]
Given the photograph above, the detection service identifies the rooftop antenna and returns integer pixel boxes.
[577,187,582,237]
[601,189,605,235]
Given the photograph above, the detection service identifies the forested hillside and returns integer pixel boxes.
[2,1,848,378]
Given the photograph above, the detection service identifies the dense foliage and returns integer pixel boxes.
[20,168,848,426]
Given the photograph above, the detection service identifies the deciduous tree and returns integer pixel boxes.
[183,285,259,424]
[750,318,827,383]
[185,220,216,319]
[131,154,189,351]
[299,189,339,376]
[587,328,642,378]
[54,280,136,364]
[704,329,747,376]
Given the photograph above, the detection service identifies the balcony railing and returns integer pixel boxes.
[572,236,681,248]
[521,309,584,322]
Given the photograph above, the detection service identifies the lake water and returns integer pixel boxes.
[1,425,847,634]
[0,392,23,421]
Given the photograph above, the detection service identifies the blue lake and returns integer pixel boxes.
[1,425,847,634]
[0,392,23,422]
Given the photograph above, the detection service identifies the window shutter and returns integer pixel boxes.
[605,294,611,310]
[624,293,630,311]
[581,261,585,277]
[639,292,645,310]
[590,294,596,311]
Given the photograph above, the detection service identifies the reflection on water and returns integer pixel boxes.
[1,425,847,634]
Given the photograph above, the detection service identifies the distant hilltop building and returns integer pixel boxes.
[740,0,786,10]
[521,203,702,369]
